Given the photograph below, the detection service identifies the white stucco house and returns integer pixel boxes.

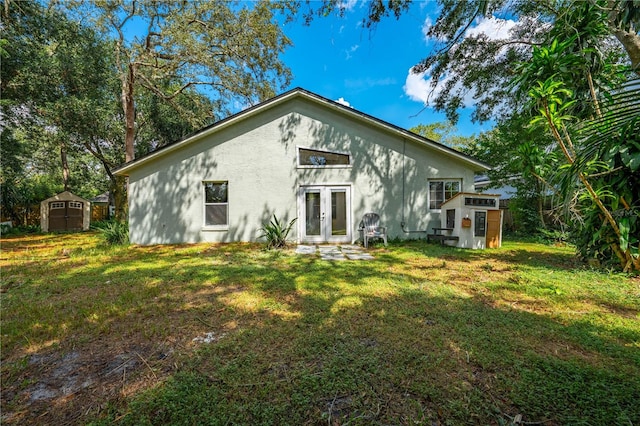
[113,88,492,246]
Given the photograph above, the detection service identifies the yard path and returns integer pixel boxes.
[295,244,374,260]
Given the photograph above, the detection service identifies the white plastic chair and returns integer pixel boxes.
[359,212,387,248]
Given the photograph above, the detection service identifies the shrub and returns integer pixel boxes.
[94,220,129,245]
[259,215,297,249]
[0,224,41,236]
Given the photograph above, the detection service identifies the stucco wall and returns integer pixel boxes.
[127,98,477,245]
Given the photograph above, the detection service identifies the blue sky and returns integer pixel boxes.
[280,2,497,137]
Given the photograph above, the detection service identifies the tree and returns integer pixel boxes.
[1,1,220,224]
[315,0,639,270]
[60,0,295,220]
[1,1,113,223]
[410,121,477,153]
[316,0,639,123]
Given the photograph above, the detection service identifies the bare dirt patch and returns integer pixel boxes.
[1,338,182,425]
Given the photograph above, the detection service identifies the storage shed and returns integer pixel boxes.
[428,192,502,249]
[40,191,91,232]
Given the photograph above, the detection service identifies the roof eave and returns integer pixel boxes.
[113,87,491,175]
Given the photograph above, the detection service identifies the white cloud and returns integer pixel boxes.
[404,68,476,106]
[338,0,358,12]
[422,14,516,43]
[421,16,434,41]
[466,16,517,40]
[404,69,432,104]
[407,15,518,108]
[344,77,397,90]
[335,97,353,108]
[345,44,359,60]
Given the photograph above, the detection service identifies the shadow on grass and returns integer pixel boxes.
[1,238,638,425]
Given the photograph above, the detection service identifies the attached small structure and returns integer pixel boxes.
[429,192,502,249]
[41,191,91,232]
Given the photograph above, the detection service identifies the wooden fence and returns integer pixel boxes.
[1,204,110,228]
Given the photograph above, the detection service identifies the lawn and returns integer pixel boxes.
[1,232,639,425]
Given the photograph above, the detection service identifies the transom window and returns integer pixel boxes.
[204,181,228,227]
[465,197,496,207]
[298,147,350,167]
[429,180,461,209]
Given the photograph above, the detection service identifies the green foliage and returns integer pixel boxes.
[259,215,297,249]
[94,220,129,246]
[0,224,41,236]
[410,120,477,153]
[508,195,543,235]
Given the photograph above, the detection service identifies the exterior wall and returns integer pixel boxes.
[127,98,478,245]
[40,191,91,232]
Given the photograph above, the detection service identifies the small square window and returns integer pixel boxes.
[204,181,228,227]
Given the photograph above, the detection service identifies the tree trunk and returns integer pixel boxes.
[60,141,70,192]
[115,62,136,222]
[613,29,640,75]
[123,63,136,163]
[112,175,128,222]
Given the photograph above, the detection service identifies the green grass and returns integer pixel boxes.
[1,233,639,425]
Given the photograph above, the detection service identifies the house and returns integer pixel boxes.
[40,191,91,232]
[474,175,518,201]
[431,192,503,249]
[113,88,491,245]
[90,192,115,221]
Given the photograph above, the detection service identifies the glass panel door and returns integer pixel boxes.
[299,186,351,243]
[305,190,322,236]
[330,190,347,236]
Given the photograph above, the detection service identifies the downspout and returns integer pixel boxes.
[401,139,429,235]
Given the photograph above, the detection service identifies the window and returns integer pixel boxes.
[298,147,350,167]
[204,181,228,227]
[465,197,496,207]
[475,211,486,237]
[429,180,460,209]
[69,201,82,209]
[446,209,455,229]
[50,202,65,209]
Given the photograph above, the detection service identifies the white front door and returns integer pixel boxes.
[299,186,351,243]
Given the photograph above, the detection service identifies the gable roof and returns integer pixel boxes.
[113,87,491,176]
[41,191,90,204]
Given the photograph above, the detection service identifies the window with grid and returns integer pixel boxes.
[204,181,228,227]
[428,180,461,209]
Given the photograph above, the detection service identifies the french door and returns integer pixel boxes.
[299,186,351,243]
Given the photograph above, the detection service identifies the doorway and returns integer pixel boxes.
[49,201,84,232]
[486,209,502,248]
[299,186,351,243]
